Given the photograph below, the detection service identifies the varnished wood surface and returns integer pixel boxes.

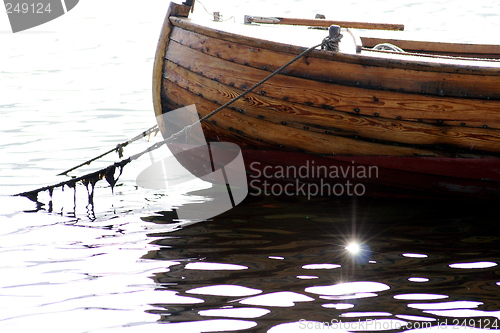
[167,28,500,129]
[149,2,500,199]
[163,58,500,155]
[153,5,500,159]
[152,2,191,120]
[170,17,500,72]
[169,21,500,99]
[245,16,405,31]
[162,79,443,156]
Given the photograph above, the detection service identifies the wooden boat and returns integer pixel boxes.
[153,1,500,200]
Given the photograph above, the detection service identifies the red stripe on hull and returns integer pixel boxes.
[242,150,500,200]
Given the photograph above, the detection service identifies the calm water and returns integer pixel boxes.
[1,0,500,332]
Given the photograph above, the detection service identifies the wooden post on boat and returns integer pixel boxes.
[321,25,342,52]
[182,0,195,12]
[244,15,404,31]
[153,1,193,121]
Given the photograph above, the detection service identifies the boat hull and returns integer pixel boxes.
[153,2,500,200]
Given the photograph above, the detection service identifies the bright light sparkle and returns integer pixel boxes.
[345,242,361,254]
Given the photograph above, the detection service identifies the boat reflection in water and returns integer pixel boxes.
[141,195,500,332]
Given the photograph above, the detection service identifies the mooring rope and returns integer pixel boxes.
[57,125,159,176]
[198,42,323,123]
[14,40,331,202]
[321,25,343,52]
[373,43,405,53]
[321,34,342,52]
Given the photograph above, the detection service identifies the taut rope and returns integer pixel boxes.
[15,37,336,202]
[57,125,159,176]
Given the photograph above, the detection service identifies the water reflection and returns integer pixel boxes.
[141,196,500,332]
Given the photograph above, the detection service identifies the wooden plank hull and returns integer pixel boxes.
[153,2,500,200]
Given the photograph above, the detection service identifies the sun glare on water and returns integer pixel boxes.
[345,242,361,255]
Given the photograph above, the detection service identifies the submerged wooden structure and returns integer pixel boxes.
[153,1,500,199]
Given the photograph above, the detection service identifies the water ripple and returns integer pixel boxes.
[140,196,500,332]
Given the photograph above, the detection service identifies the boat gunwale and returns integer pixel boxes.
[169,16,500,76]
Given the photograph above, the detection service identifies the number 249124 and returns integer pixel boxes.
[5,3,52,14]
